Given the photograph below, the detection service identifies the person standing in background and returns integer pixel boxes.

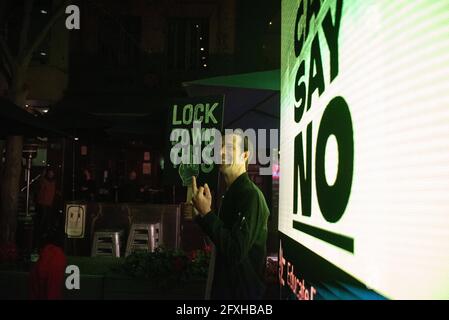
[35,168,56,243]
[30,229,67,300]
[98,169,113,202]
[120,170,144,202]
[79,169,96,201]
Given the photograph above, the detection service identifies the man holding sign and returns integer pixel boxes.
[192,132,270,300]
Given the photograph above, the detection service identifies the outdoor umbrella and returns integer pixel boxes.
[0,97,66,138]
[43,107,112,141]
[183,69,280,131]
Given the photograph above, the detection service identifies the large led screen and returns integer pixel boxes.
[280,0,449,299]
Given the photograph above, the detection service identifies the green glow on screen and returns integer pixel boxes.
[280,0,449,299]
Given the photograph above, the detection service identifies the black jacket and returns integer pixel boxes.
[196,172,270,299]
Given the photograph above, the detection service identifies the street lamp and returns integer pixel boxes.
[17,140,39,263]
[22,140,39,218]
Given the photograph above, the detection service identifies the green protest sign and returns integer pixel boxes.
[163,96,224,190]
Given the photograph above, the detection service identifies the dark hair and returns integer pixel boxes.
[45,167,55,177]
[39,227,64,249]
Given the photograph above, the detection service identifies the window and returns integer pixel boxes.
[167,18,209,71]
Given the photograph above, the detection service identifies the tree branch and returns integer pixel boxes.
[20,0,70,68]
[18,0,34,56]
[0,50,12,80]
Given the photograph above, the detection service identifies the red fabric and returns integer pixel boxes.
[36,179,56,207]
[30,244,67,300]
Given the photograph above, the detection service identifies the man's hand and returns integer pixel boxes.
[192,176,212,216]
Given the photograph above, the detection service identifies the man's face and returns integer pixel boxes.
[220,134,247,174]
[47,170,55,179]
[129,171,137,180]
